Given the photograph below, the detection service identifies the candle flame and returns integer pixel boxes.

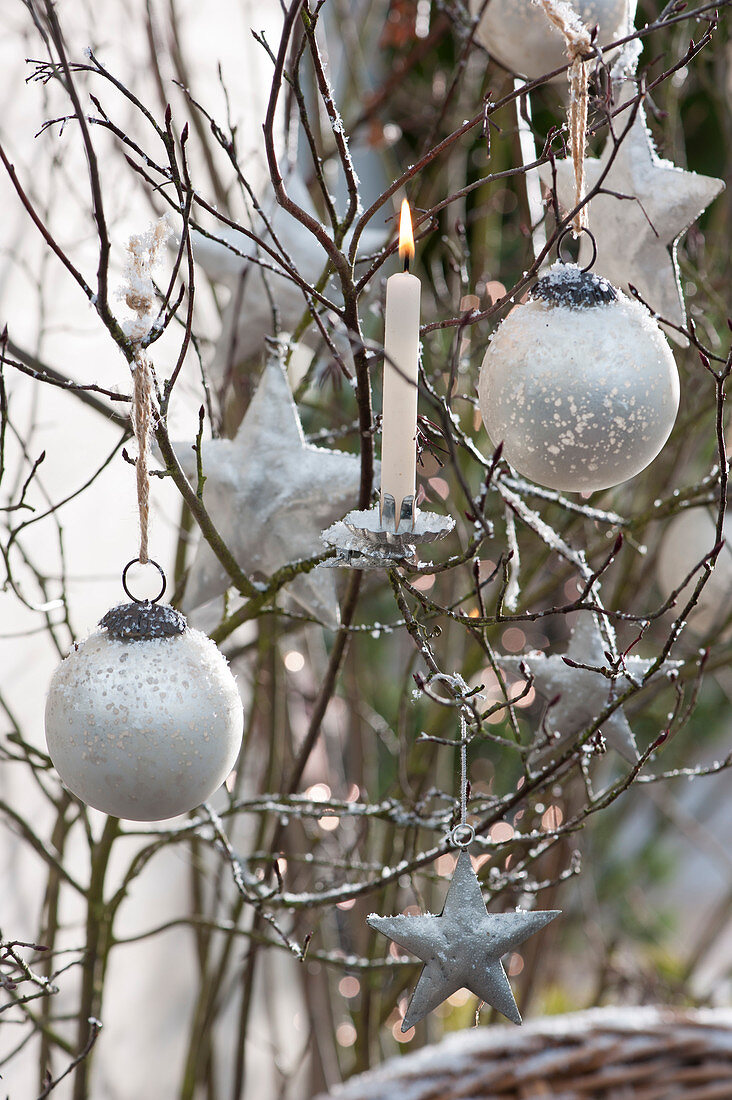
[398,199,415,267]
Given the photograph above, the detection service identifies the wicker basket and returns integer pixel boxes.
[318,1006,732,1100]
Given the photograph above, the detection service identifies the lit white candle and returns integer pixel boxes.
[381,199,421,529]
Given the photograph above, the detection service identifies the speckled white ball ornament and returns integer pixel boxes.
[470,0,636,82]
[45,601,244,820]
[478,263,679,493]
[657,507,732,635]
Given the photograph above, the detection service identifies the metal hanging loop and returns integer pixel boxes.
[450,822,476,849]
[121,558,167,604]
[557,225,598,272]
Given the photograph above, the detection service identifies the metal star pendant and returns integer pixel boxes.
[193,177,326,382]
[539,84,724,343]
[170,354,364,628]
[499,614,682,762]
[367,850,560,1030]
[191,172,387,382]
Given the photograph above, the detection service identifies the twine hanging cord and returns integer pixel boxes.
[121,218,170,567]
[450,713,475,848]
[535,0,594,234]
[131,353,153,565]
[420,673,476,848]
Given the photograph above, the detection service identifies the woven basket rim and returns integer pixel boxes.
[318,1005,732,1100]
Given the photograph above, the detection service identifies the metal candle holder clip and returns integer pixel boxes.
[321,493,454,570]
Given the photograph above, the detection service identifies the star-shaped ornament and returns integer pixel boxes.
[368,850,559,1030]
[191,172,387,385]
[499,614,682,763]
[538,83,724,344]
[170,354,366,629]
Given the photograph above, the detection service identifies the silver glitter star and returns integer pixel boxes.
[499,614,682,762]
[171,354,365,628]
[367,850,559,1029]
[538,84,724,343]
[191,173,387,384]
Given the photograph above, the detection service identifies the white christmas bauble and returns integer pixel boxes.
[478,263,679,493]
[45,603,244,820]
[657,507,732,635]
[471,0,636,82]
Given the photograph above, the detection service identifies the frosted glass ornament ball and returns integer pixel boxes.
[478,264,679,493]
[45,604,244,820]
[471,0,636,82]
[657,508,732,635]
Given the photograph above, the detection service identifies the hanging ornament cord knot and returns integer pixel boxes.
[131,353,153,565]
[536,0,593,236]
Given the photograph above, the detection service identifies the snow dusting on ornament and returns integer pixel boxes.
[478,263,679,493]
[45,603,244,821]
[657,508,732,635]
[470,0,636,82]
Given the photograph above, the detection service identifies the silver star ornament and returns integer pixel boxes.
[368,850,559,1029]
[538,83,724,344]
[170,354,366,629]
[499,614,682,763]
[191,171,387,385]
